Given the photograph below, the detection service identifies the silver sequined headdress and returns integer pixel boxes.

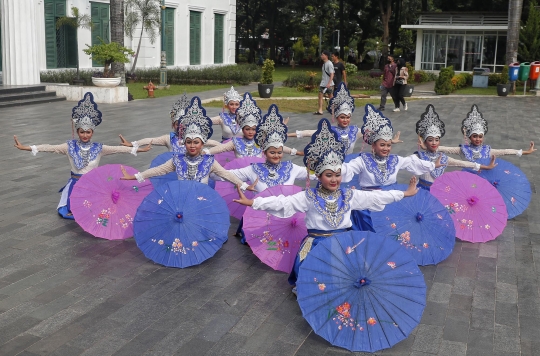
[170,93,190,122]
[416,104,445,141]
[71,92,102,131]
[327,82,355,117]
[223,86,242,105]
[237,92,262,128]
[361,104,394,144]
[255,104,288,151]
[304,118,346,176]
[178,97,213,143]
[461,104,488,138]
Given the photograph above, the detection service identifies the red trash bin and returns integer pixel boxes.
[530,61,540,80]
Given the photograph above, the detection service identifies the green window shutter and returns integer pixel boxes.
[190,11,201,65]
[91,2,110,67]
[65,25,78,68]
[164,8,174,65]
[0,22,2,71]
[44,0,67,69]
[214,14,224,64]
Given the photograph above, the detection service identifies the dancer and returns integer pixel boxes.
[341,104,443,231]
[233,118,419,291]
[120,96,254,190]
[118,93,219,153]
[210,86,243,141]
[288,83,401,154]
[433,104,535,164]
[13,92,152,219]
[415,104,497,190]
[208,93,302,158]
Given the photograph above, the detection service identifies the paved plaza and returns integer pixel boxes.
[0,91,539,356]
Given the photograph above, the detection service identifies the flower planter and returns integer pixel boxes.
[497,83,512,96]
[258,83,274,98]
[92,77,121,87]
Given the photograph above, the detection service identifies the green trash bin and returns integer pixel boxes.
[519,62,531,81]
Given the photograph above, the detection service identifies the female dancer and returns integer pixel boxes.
[118,93,219,153]
[210,86,243,142]
[13,92,152,219]
[433,104,535,164]
[120,96,254,191]
[288,83,401,154]
[341,104,443,231]
[208,93,301,158]
[415,104,497,190]
[234,118,418,291]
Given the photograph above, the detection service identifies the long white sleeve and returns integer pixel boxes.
[252,192,309,218]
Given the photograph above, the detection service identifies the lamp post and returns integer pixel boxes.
[318,26,324,58]
[159,0,168,88]
[334,30,340,51]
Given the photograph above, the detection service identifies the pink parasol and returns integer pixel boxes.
[215,156,265,219]
[214,139,236,166]
[243,185,306,272]
[70,164,153,240]
[430,171,507,243]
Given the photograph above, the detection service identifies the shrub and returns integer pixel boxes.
[412,70,438,83]
[345,62,358,75]
[260,59,275,84]
[347,76,381,90]
[292,38,305,62]
[488,73,503,86]
[406,62,414,83]
[434,66,455,95]
[451,73,472,90]
[40,69,95,85]
[283,71,321,87]
[500,65,509,85]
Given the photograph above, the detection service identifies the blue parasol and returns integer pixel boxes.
[464,158,531,219]
[372,184,456,266]
[340,153,360,190]
[296,231,426,352]
[133,180,230,268]
[148,152,177,188]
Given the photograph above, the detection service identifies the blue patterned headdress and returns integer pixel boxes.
[170,92,190,122]
[255,104,288,151]
[416,104,445,141]
[72,92,102,131]
[462,104,488,138]
[237,92,262,128]
[327,82,355,117]
[178,97,213,143]
[304,118,346,175]
[361,104,394,144]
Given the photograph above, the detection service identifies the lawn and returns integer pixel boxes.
[453,85,536,96]
[250,86,379,98]
[127,83,232,100]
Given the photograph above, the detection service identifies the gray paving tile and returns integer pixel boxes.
[420,301,448,326]
[466,328,493,356]
[438,340,466,356]
[0,334,41,356]
[470,308,494,331]
[412,324,443,354]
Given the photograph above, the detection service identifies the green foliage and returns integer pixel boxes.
[41,64,261,85]
[406,62,414,83]
[345,62,358,75]
[55,7,93,30]
[83,38,135,75]
[346,76,381,90]
[261,59,275,84]
[488,73,504,86]
[501,65,509,84]
[451,73,472,90]
[396,29,415,55]
[519,0,540,62]
[124,0,161,43]
[283,72,319,87]
[434,66,455,95]
[292,38,305,61]
[412,70,438,83]
[305,35,319,60]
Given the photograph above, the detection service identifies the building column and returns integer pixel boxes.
[414,30,423,71]
[0,0,40,85]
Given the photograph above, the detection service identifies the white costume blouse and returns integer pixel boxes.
[295,125,359,155]
[30,142,137,174]
[342,153,434,188]
[252,189,404,230]
[437,145,522,162]
[211,112,243,140]
[132,133,219,152]
[207,138,298,158]
[229,161,314,192]
[416,150,481,183]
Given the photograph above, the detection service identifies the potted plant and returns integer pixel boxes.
[497,65,511,96]
[258,59,275,98]
[83,38,135,87]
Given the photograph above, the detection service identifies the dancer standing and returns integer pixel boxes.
[210,86,243,141]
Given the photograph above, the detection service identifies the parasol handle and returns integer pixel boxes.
[175,212,184,222]
[491,180,499,187]
[291,217,297,227]
[111,191,120,204]
[415,213,423,222]
[467,196,479,206]
[353,277,371,288]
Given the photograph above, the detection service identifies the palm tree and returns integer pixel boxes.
[110,0,126,86]
[125,0,161,74]
[506,0,524,64]
[55,7,93,84]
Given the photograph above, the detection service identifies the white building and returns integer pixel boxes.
[0,0,237,85]
[403,13,508,73]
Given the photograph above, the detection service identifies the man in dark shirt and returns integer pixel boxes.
[331,52,347,88]
[378,55,396,111]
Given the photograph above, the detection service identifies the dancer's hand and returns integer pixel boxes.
[13,135,30,151]
[119,134,133,147]
[391,131,403,144]
[523,141,536,154]
[284,117,290,125]
[233,185,254,206]
[483,155,498,170]
[417,136,427,150]
[434,153,446,168]
[247,178,259,192]
[137,141,153,152]
[119,165,136,180]
[403,176,419,197]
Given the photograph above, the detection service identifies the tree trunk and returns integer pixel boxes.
[421,0,428,12]
[379,0,392,69]
[131,26,144,73]
[339,0,344,59]
[506,0,524,65]
[390,0,401,54]
[110,0,125,86]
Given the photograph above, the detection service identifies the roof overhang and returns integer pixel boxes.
[402,25,507,30]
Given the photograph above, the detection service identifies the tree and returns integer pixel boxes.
[124,0,161,73]
[110,0,126,86]
[507,0,524,64]
[378,0,393,67]
[519,0,540,62]
[55,7,93,83]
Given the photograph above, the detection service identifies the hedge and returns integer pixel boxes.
[434,66,455,94]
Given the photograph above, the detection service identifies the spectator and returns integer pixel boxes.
[314,50,334,115]
[378,55,396,111]
[331,52,347,88]
[392,58,409,112]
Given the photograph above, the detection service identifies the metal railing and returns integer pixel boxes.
[417,14,508,26]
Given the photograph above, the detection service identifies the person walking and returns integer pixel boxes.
[392,58,409,112]
[314,50,334,115]
[378,55,396,111]
[331,52,347,88]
